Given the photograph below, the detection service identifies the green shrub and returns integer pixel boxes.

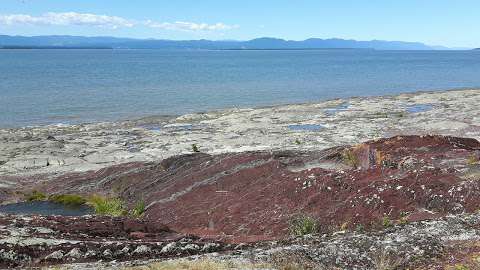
[289,214,318,236]
[87,195,125,216]
[49,194,86,206]
[25,190,46,202]
[130,200,146,218]
[295,138,302,145]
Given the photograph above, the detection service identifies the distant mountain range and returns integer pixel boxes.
[0,35,457,50]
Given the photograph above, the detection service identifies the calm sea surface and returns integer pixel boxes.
[1,49,479,128]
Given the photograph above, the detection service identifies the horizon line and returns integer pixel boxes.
[0,34,476,50]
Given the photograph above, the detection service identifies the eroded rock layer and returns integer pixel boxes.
[0,215,225,268]
[6,135,480,242]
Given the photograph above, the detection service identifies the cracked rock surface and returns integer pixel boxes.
[1,89,479,179]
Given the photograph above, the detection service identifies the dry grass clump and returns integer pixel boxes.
[370,248,407,270]
[342,148,359,168]
[270,250,327,270]
[125,259,271,270]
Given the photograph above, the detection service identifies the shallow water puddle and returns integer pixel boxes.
[163,123,194,131]
[288,124,324,131]
[406,104,433,113]
[0,201,93,216]
[139,124,162,131]
[324,102,350,116]
[141,123,196,132]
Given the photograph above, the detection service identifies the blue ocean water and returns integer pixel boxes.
[0,49,479,128]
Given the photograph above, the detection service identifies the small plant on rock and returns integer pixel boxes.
[289,214,319,236]
[382,215,393,228]
[192,144,200,153]
[295,138,302,145]
[398,211,409,225]
[342,148,359,168]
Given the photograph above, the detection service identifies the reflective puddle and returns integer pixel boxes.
[0,201,93,216]
[324,102,350,116]
[406,104,433,113]
[288,124,324,131]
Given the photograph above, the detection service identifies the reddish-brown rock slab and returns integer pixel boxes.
[10,135,480,242]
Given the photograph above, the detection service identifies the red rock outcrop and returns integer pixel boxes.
[19,135,480,241]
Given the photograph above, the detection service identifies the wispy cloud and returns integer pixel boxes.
[144,20,238,31]
[0,12,238,32]
[0,12,134,29]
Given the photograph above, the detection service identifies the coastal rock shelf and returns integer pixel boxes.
[0,89,479,180]
[7,134,478,240]
[3,133,480,270]
[2,212,480,269]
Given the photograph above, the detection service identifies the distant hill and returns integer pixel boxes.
[0,45,112,49]
[0,35,438,50]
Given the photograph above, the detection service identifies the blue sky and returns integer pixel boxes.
[0,0,478,48]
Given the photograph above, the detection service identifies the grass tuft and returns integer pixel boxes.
[87,195,125,216]
[371,248,406,270]
[382,215,393,228]
[49,194,86,206]
[289,214,319,236]
[342,148,359,168]
[130,200,146,218]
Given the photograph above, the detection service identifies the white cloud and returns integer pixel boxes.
[0,12,238,32]
[144,20,238,31]
[0,12,134,29]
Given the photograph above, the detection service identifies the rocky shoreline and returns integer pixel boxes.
[1,89,480,269]
[2,212,480,269]
[1,89,479,180]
